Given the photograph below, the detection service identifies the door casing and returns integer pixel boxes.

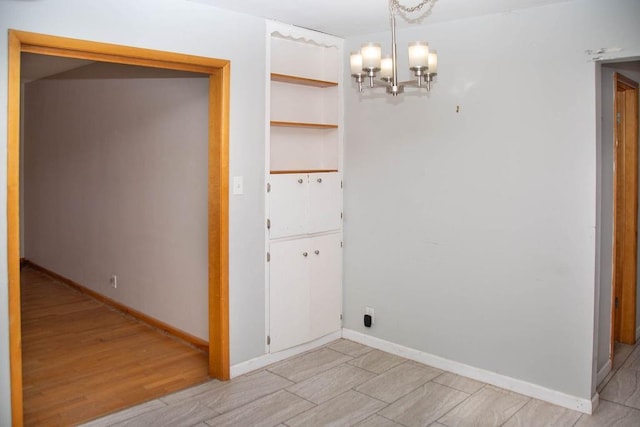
[7,30,230,425]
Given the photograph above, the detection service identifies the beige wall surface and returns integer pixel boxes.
[24,63,210,339]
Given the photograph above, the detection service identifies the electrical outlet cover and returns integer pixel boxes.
[365,307,374,323]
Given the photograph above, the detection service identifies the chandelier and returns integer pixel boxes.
[350,0,439,96]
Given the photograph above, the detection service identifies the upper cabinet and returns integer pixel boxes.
[269,172,342,239]
[268,23,343,174]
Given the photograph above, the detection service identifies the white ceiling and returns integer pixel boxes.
[191,0,572,37]
[21,0,573,81]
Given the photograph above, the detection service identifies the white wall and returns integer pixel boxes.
[0,0,267,423]
[597,61,640,377]
[343,0,640,402]
[23,63,210,340]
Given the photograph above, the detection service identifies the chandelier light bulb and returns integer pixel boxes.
[408,41,429,70]
[380,55,393,79]
[361,43,382,71]
[350,52,363,75]
[428,50,438,74]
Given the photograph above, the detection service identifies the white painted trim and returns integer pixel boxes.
[264,22,272,356]
[342,329,595,414]
[596,359,612,386]
[636,325,640,342]
[230,330,342,378]
[591,392,600,413]
[267,20,344,48]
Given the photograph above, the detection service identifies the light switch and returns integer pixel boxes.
[233,176,243,195]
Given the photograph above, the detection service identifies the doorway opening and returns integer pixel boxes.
[610,71,639,358]
[7,30,230,425]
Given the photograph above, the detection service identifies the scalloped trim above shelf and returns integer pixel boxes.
[271,73,337,88]
[270,29,341,49]
[271,121,338,129]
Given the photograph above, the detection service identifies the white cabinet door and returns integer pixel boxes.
[269,233,342,353]
[269,174,308,239]
[270,172,341,238]
[269,238,311,353]
[309,172,342,234]
[309,233,342,340]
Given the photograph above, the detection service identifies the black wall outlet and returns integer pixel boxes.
[364,314,372,328]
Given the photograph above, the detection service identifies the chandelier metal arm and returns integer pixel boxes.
[362,76,435,92]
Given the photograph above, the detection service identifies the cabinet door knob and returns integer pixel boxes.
[314,250,320,255]
[298,178,304,184]
[302,252,308,257]
[317,178,322,183]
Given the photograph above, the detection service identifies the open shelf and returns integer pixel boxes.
[271,169,339,174]
[271,73,338,88]
[271,121,338,129]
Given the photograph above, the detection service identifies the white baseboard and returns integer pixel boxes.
[342,329,595,414]
[592,392,600,413]
[230,330,342,378]
[596,359,612,386]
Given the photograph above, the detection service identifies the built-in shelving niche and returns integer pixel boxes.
[269,34,340,174]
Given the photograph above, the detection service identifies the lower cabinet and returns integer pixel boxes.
[269,233,342,353]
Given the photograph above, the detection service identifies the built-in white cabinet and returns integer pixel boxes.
[269,233,342,353]
[269,172,342,239]
[266,22,343,353]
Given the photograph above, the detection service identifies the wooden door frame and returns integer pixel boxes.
[610,71,639,356]
[7,30,230,425]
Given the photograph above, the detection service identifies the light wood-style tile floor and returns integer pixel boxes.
[21,266,210,426]
[82,338,640,427]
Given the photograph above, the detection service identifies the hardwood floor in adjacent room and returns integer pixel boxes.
[20,266,210,426]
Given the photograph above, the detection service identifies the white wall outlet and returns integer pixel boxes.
[365,306,374,324]
[110,275,117,289]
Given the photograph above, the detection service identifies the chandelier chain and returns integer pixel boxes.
[389,0,435,14]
